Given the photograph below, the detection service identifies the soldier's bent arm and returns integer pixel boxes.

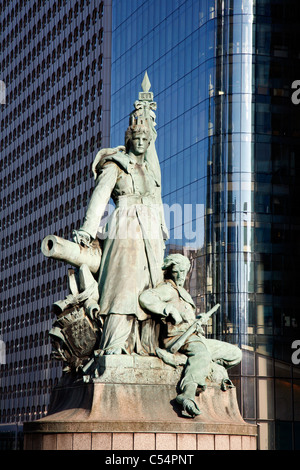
[139,283,174,317]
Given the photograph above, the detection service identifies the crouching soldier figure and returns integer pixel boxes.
[139,254,242,418]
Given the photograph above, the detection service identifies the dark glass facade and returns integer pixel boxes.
[251,0,300,449]
[0,0,112,435]
[110,0,300,449]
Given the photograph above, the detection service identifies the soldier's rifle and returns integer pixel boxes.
[168,303,220,354]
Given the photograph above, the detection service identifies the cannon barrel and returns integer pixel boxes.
[41,235,101,274]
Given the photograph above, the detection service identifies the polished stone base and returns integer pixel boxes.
[24,429,257,450]
[23,356,257,450]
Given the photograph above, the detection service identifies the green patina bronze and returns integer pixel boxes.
[72,74,168,355]
[139,253,242,418]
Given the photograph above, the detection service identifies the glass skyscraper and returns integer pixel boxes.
[110,0,300,450]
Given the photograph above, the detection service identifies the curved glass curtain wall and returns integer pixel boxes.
[203,1,255,353]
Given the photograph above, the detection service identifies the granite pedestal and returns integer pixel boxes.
[24,355,257,450]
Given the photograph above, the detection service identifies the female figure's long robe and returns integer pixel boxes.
[79,148,168,354]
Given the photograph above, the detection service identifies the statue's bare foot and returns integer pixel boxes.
[176,382,201,418]
[176,395,201,418]
[221,378,235,391]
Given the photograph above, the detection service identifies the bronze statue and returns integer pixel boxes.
[43,76,242,409]
[139,253,242,418]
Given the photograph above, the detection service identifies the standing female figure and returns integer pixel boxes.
[73,108,168,355]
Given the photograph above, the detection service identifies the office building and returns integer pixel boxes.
[0,0,112,447]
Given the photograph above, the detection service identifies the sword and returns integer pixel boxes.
[168,303,220,354]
